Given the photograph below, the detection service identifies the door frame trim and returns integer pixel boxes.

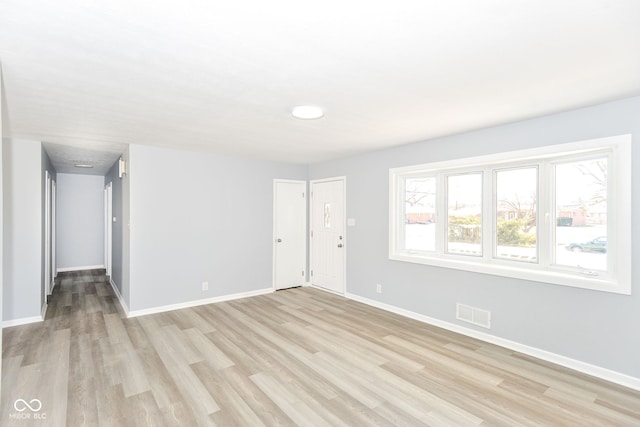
[104,182,113,277]
[44,171,51,295]
[51,179,56,292]
[272,179,308,291]
[309,176,347,295]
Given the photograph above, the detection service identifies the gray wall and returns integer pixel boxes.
[56,173,105,270]
[309,96,640,378]
[105,156,125,295]
[128,144,307,312]
[3,139,42,321]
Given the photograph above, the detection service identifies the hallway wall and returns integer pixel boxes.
[2,138,41,322]
[56,173,105,271]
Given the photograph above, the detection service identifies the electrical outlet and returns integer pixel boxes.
[202,281,209,291]
[376,283,382,293]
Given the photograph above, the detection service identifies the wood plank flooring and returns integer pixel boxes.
[2,269,640,426]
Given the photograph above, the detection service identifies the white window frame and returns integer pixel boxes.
[389,135,631,295]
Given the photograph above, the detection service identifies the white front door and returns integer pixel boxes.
[273,180,307,290]
[310,177,345,294]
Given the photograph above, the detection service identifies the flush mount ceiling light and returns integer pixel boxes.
[291,105,324,120]
[74,164,94,168]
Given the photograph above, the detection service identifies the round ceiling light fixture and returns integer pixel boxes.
[291,105,324,120]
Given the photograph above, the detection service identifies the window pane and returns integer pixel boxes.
[554,158,607,271]
[404,177,436,251]
[495,167,537,262]
[447,173,482,256]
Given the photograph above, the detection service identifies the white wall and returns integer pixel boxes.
[56,173,105,270]
[3,138,42,322]
[310,96,640,381]
[128,144,307,312]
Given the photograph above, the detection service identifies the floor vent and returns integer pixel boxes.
[456,303,491,329]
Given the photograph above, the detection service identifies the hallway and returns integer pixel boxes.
[2,270,123,425]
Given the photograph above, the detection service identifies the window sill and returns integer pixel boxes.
[389,252,630,295]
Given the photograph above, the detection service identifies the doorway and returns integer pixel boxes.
[273,180,307,290]
[310,177,346,294]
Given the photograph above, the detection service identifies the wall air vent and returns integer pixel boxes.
[456,303,491,329]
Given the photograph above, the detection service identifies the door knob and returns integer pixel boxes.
[337,243,344,248]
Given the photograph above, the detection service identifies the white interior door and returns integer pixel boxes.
[310,177,345,294]
[273,180,307,290]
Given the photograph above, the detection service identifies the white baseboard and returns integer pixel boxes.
[127,287,274,318]
[41,301,48,320]
[310,283,346,296]
[345,292,640,392]
[3,315,43,328]
[109,278,130,317]
[57,265,105,273]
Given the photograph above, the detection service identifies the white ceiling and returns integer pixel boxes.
[1,0,639,168]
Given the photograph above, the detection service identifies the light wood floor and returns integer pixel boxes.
[2,270,640,426]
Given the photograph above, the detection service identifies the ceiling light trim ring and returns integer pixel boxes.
[292,105,324,120]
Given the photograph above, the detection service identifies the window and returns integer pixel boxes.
[389,135,631,295]
[404,177,436,251]
[495,167,537,263]
[554,158,607,272]
[447,173,483,256]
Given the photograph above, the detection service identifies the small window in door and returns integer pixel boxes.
[324,203,331,228]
